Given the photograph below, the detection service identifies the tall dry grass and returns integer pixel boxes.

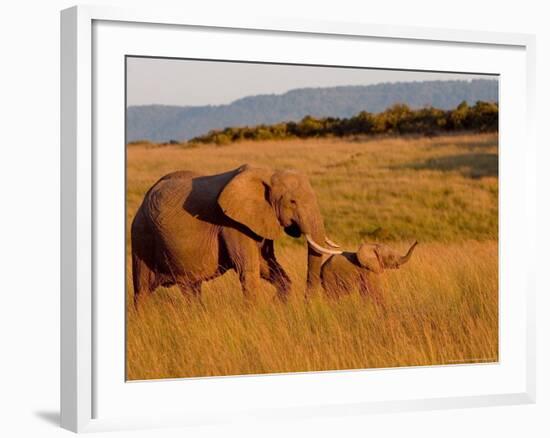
[126,133,498,380]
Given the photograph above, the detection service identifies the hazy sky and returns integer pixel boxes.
[126,57,495,107]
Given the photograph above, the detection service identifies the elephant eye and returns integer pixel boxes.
[289,199,297,205]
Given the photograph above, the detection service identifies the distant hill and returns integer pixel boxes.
[127,79,498,142]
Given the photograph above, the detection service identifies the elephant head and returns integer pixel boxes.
[356,241,418,273]
[218,164,341,290]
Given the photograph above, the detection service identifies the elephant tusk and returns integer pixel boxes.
[324,237,341,248]
[305,234,343,255]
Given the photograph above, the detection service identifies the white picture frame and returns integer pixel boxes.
[60,4,536,433]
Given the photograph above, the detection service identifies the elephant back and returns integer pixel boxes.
[142,170,197,227]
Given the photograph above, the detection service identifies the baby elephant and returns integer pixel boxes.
[321,241,418,303]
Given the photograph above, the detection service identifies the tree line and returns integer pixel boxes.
[187,101,498,146]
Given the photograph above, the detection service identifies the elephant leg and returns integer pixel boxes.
[306,248,324,298]
[237,262,261,301]
[260,260,291,301]
[221,243,261,300]
[260,241,291,301]
[132,252,156,311]
[221,228,261,300]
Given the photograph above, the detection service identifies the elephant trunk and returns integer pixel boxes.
[307,245,323,292]
[398,241,418,266]
[302,212,341,292]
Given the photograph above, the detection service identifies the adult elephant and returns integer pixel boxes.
[131,164,341,308]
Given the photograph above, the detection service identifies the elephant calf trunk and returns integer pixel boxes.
[398,241,418,266]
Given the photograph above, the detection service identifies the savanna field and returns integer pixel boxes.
[126,133,498,380]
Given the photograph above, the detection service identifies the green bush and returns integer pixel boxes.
[187,101,498,145]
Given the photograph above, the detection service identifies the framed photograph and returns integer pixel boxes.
[61,5,536,432]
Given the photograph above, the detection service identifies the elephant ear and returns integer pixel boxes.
[218,165,282,240]
[356,243,384,273]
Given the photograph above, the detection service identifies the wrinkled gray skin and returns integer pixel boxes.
[321,241,418,303]
[131,164,339,308]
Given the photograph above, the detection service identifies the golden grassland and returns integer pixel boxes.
[126,133,498,380]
